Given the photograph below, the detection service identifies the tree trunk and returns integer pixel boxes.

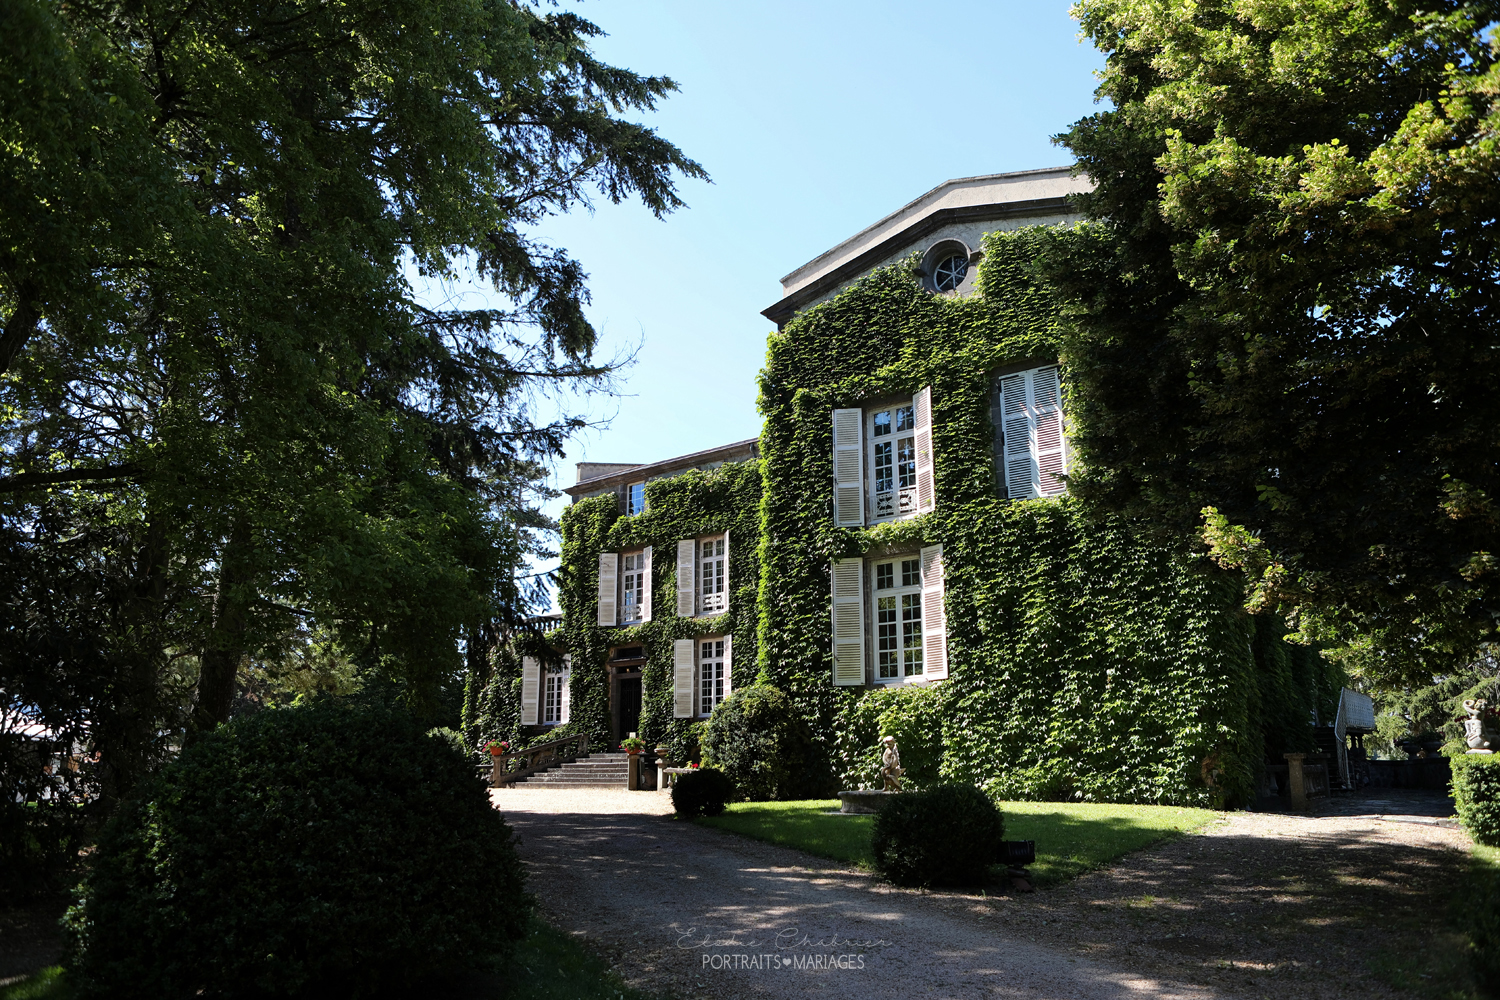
[94,514,171,809]
[192,520,254,733]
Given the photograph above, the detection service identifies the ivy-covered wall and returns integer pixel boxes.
[463,224,1340,807]
[756,227,1317,807]
[554,461,763,758]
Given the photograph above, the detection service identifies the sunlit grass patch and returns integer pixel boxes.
[698,798,1220,887]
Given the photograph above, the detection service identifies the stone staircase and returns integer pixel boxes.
[518,751,630,789]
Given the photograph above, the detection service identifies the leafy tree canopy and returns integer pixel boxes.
[1050,0,1500,685]
[0,0,704,802]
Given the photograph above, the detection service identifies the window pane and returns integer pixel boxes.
[877,596,898,678]
[896,405,915,432]
[902,594,924,676]
[897,437,916,488]
[873,410,891,436]
[874,441,893,493]
[902,559,920,588]
[875,562,894,590]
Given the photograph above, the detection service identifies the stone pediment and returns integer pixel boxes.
[763,166,1093,327]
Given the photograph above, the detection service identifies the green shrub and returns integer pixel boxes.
[835,683,944,791]
[871,784,1005,887]
[1453,754,1500,847]
[65,695,531,1000]
[671,768,734,819]
[0,799,86,899]
[426,725,468,757]
[701,685,819,801]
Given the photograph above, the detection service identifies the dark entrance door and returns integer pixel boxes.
[616,676,642,744]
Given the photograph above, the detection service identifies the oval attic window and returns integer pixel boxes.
[932,253,968,292]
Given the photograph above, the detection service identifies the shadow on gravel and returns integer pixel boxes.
[1002,814,1481,1000]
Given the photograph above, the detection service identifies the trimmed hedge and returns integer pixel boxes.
[64,696,530,1000]
[871,784,1005,887]
[702,685,825,801]
[672,767,734,819]
[1453,754,1500,847]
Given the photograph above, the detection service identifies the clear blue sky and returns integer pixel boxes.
[434,1,1108,593]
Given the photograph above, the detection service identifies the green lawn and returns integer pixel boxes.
[697,799,1220,886]
[0,919,658,1000]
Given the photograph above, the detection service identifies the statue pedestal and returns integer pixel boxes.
[1284,753,1308,811]
[837,790,899,814]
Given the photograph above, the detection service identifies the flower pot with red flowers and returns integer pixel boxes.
[485,740,509,757]
[620,737,647,755]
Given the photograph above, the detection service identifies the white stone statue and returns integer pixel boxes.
[1464,699,1494,754]
[880,736,904,792]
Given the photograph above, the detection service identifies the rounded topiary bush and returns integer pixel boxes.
[871,784,1005,887]
[671,767,734,819]
[1453,754,1500,846]
[701,685,818,801]
[65,695,531,1000]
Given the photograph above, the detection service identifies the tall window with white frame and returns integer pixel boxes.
[869,403,917,521]
[543,666,570,724]
[626,482,645,516]
[698,637,726,716]
[698,537,726,615]
[874,557,923,682]
[620,551,645,623]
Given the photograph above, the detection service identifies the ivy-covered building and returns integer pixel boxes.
[490,166,1341,807]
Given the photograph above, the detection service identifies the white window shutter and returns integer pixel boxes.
[1000,373,1034,499]
[559,655,572,723]
[672,639,695,718]
[919,545,948,680]
[832,407,865,527]
[675,539,695,617]
[596,551,618,626]
[640,545,653,622]
[914,386,936,514]
[721,530,731,612]
[1032,367,1067,497]
[520,656,541,725]
[831,558,865,686]
[723,634,733,694]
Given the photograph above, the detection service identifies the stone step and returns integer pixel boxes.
[507,750,643,788]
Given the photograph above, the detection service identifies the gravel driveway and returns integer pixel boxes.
[496,787,1214,999]
[492,787,1475,1000]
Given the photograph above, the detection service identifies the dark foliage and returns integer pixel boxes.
[671,767,734,819]
[702,686,823,801]
[871,784,1005,887]
[1050,2,1500,679]
[64,695,531,999]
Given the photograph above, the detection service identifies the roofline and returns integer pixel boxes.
[777,166,1079,288]
[562,437,760,497]
[762,191,1079,326]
